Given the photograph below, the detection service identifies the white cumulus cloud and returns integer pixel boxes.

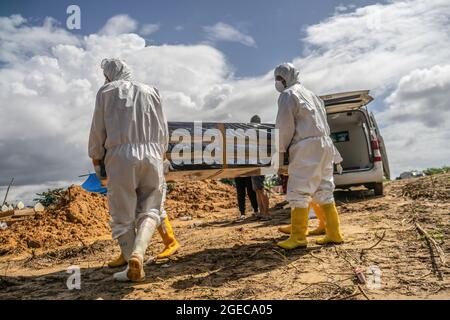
[98,14,138,35]
[203,22,257,47]
[1,0,450,202]
[140,23,160,36]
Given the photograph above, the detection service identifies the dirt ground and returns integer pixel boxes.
[0,175,448,300]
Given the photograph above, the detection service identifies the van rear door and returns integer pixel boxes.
[369,112,391,180]
[320,90,373,113]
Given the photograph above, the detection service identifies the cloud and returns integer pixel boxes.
[0,180,80,206]
[0,15,234,195]
[203,22,257,47]
[139,23,160,36]
[1,0,450,201]
[376,65,450,174]
[382,65,450,128]
[334,4,356,14]
[214,0,450,177]
[0,15,79,64]
[98,14,138,35]
[294,0,450,95]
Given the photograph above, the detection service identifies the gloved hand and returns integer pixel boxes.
[94,165,103,179]
[336,163,343,175]
[163,159,173,175]
[93,162,107,180]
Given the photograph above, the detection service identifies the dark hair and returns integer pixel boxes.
[250,115,261,124]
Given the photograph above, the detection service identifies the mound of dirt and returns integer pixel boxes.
[166,180,237,218]
[0,185,111,256]
[402,174,450,200]
[0,180,238,256]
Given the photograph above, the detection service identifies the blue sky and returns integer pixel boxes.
[1,0,381,77]
[1,0,450,199]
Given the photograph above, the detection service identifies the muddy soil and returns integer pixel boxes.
[0,175,448,300]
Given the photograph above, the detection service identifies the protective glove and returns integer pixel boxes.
[94,165,102,178]
[163,159,173,175]
[94,163,107,180]
[336,163,343,175]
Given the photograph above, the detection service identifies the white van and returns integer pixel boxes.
[321,90,390,195]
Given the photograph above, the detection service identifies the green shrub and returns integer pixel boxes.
[33,188,65,207]
[423,166,450,176]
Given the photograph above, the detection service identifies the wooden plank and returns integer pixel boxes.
[165,165,288,182]
[12,208,35,218]
[0,210,14,219]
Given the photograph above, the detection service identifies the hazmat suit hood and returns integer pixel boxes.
[274,63,301,88]
[101,58,132,82]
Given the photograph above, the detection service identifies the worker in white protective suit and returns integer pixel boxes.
[274,63,344,250]
[89,58,169,281]
[278,145,343,236]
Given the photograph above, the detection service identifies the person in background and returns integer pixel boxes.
[249,115,271,220]
[234,176,259,220]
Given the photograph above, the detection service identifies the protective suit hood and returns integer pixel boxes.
[274,63,301,88]
[101,58,132,82]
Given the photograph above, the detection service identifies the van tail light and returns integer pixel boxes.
[371,139,382,162]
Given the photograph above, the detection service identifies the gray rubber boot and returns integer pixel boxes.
[127,217,157,282]
[113,228,136,282]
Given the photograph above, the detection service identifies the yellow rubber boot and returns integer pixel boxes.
[316,203,344,245]
[278,203,326,236]
[108,254,127,268]
[278,204,311,235]
[308,202,326,236]
[157,216,180,259]
[277,207,309,249]
[278,225,291,235]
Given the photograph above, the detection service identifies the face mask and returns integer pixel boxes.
[104,73,111,84]
[275,80,285,93]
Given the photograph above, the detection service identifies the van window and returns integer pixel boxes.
[330,131,350,143]
[327,111,373,171]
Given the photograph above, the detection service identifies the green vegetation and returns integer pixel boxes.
[220,178,235,187]
[423,166,450,176]
[33,188,65,207]
[166,182,176,194]
[264,175,281,191]
[368,215,382,223]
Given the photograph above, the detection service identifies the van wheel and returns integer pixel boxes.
[373,183,384,196]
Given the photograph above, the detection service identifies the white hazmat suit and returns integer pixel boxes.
[274,63,344,249]
[88,58,169,281]
[275,63,335,208]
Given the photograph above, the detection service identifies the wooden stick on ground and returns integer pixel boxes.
[360,230,386,260]
[415,222,447,267]
[2,178,14,206]
[357,284,370,300]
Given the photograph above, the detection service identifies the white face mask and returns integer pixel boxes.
[275,80,285,93]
